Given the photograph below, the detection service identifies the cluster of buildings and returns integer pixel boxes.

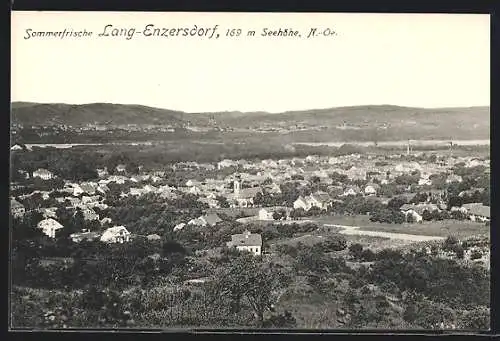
[10,151,490,256]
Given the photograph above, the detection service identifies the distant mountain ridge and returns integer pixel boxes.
[11,102,490,141]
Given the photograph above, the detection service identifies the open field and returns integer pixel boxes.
[311,215,489,238]
[268,228,412,251]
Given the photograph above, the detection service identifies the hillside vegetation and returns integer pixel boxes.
[11,103,489,142]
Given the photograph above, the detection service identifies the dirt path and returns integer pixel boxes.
[323,224,445,242]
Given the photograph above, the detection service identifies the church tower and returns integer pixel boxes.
[234,178,241,198]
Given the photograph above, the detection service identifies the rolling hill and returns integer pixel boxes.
[11,102,490,141]
[11,102,187,127]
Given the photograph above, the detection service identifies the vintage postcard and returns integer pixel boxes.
[10,11,490,331]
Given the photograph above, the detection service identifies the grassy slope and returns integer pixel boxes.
[312,215,489,238]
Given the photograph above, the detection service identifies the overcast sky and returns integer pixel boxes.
[11,12,490,113]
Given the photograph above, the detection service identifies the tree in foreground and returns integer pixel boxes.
[208,253,291,327]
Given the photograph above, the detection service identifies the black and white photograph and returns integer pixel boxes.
[10,12,490,331]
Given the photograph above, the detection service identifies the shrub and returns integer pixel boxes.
[369,209,405,224]
[263,311,297,328]
[453,245,465,259]
[375,248,404,262]
[442,236,459,252]
[450,210,467,221]
[361,249,376,262]
[406,214,415,223]
[403,303,418,323]
[422,210,433,221]
[470,250,483,260]
[348,243,363,259]
[413,301,457,329]
[459,307,490,330]
[319,235,348,252]
[276,244,298,257]
[327,257,347,273]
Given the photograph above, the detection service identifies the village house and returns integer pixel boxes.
[130,176,141,183]
[33,168,54,180]
[226,230,262,256]
[10,199,25,218]
[150,175,162,183]
[37,218,64,238]
[70,231,101,243]
[293,195,310,211]
[459,188,485,198]
[293,191,332,211]
[186,179,202,187]
[100,217,113,225]
[402,209,423,223]
[394,161,423,174]
[465,159,483,168]
[98,179,110,185]
[100,226,131,244]
[188,186,202,195]
[97,184,110,194]
[426,190,447,204]
[258,207,291,221]
[108,175,128,184]
[129,188,143,196]
[81,195,100,205]
[264,183,282,195]
[75,207,99,221]
[342,185,361,197]
[320,177,334,185]
[446,174,464,184]
[345,166,367,181]
[17,169,30,179]
[152,170,166,177]
[143,184,158,193]
[115,164,127,173]
[198,197,219,208]
[159,191,179,200]
[364,183,380,196]
[258,208,275,220]
[188,213,223,227]
[308,191,332,210]
[80,182,99,195]
[63,196,81,207]
[400,203,440,217]
[305,155,320,164]
[146,234,162,241]
[173,222,186,231]
[461,203,490,222]
[217,159,238,170]
[418,177,433,186]
[328,157,340,165]
[10,144,24,151]
[261,159,279,168]
[38,207,58,219]
[96,168,108,178]
[69,184,84,196]
[327,185,345,197]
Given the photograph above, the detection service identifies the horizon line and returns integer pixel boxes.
[10,100,490,115]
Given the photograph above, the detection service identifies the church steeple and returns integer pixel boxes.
[233,175,241,197]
